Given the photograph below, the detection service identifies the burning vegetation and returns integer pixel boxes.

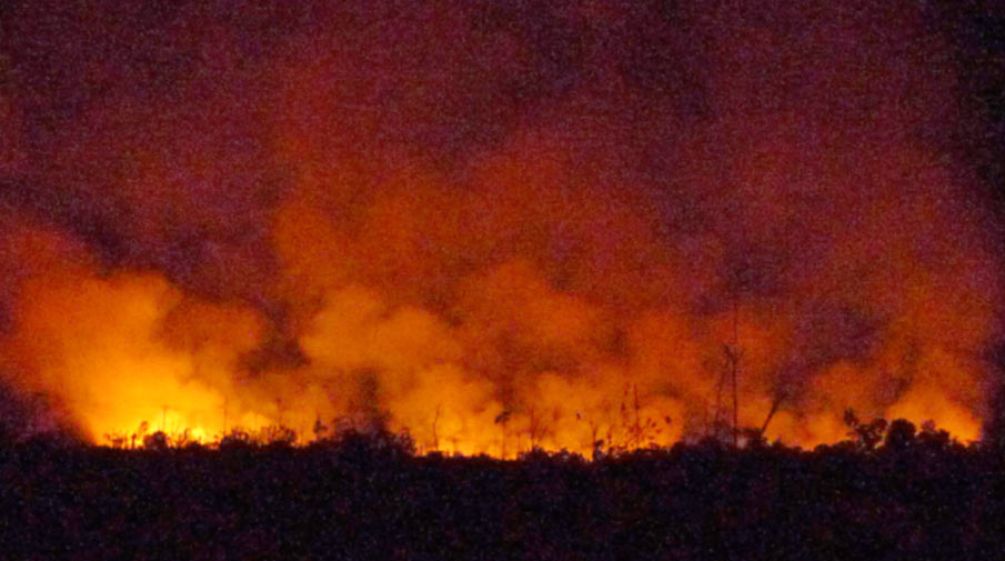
[0,1,1003,457]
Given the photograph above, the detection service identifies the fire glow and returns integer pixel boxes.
[0,1,1001,456]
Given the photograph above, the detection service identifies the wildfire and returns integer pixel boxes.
[0,1,1000,456]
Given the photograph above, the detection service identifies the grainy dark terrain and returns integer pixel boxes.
[1,423,1003,561]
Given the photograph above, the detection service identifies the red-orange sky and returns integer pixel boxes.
[1,1,1004,455]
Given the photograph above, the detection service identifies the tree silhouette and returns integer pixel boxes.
[884,419,917,451]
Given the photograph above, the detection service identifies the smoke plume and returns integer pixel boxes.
[0,0,1001,454]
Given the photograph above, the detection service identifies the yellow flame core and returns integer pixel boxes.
[0,233,990,457]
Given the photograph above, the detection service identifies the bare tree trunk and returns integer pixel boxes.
[732,290,739,448]
[760,393,784,437]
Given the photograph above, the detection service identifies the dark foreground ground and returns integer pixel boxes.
[2,423,1004,561]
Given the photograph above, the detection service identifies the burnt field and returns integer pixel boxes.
[3,423,1004,561]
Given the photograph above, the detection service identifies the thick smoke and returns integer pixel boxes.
[0,0,1001,453]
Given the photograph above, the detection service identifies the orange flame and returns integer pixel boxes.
[0,1,1000,455]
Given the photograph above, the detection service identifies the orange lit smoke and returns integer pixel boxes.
[0,1,1001,455]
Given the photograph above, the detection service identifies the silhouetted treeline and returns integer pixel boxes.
[2,421,1005,561]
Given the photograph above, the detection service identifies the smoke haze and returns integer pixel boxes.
[0,0,1002,454]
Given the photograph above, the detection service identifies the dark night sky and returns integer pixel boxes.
[2,1,1003,270]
